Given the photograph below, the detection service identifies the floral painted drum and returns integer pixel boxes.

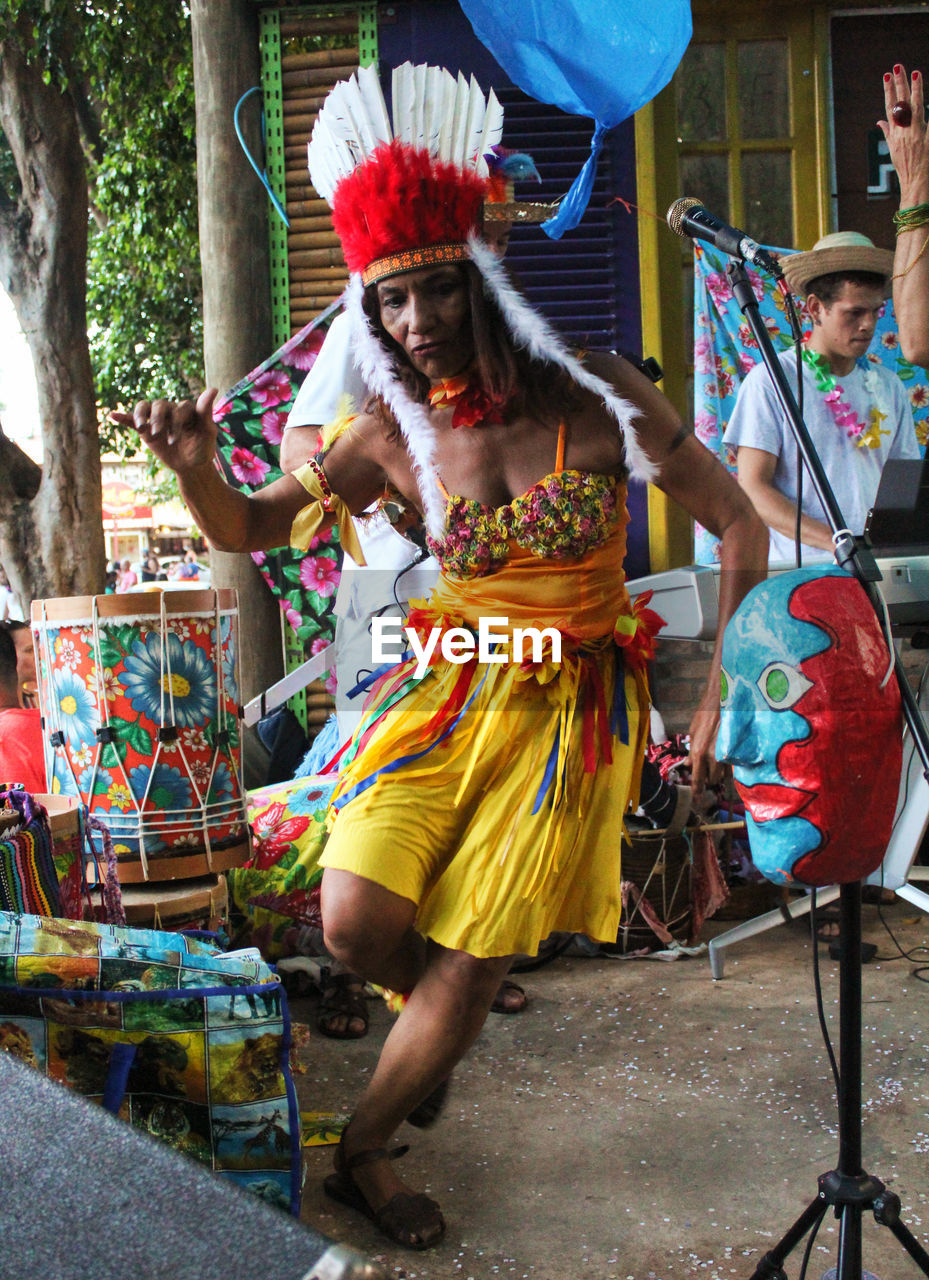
[31,591,250,882]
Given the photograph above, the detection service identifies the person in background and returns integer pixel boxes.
[5,621,37,710]
[0,625,45,794]
[141,552,161,582]
[115,559,137,593]
[724,232,920,564]
[879,63,929,368]
[177,549,200,580]
[0,569,22,623]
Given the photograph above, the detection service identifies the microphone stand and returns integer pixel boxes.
[726,256,929,1280]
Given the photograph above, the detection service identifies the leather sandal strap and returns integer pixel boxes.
[344,1142,410,1172]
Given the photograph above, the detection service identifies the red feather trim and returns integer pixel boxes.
[331,140,488,275]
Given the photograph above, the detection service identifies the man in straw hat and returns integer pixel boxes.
[724,230,920,565]
[115,61,767,1250]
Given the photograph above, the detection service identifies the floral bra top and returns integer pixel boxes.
[426,423,626,579]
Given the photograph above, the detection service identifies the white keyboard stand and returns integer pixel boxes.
[709,653,929,979]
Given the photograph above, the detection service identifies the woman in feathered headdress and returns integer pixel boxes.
[119,62,767,1252]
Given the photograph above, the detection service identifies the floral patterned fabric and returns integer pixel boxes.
[212,303,345,653]
[32,600,247,878]
[428,469,623,578]
[228,775,337,961]
[692,243,929,563]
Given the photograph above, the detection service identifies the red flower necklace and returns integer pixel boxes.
[428,372,510,428]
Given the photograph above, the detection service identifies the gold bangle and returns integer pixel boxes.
[891,229,929,279]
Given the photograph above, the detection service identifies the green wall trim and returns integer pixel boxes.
[259,5,379,347]
[258,9,291,349]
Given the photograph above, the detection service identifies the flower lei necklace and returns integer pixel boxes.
[800,346,887,450]
[427,370,510,428]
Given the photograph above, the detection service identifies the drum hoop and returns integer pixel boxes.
[31,589,238,625]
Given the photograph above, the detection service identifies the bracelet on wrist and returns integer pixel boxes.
[305,456,333,509]
[893,202,929,233]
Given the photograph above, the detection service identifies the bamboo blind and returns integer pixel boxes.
[279,15,361,333]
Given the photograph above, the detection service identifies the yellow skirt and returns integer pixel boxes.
[321,637,650,958]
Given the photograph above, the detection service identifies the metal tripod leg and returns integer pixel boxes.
[746,887,929,1280]
[749,1197,828,1280]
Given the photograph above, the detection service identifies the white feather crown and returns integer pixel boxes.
[307,61,503,204]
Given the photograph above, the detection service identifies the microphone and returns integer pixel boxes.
[666,197,782,275]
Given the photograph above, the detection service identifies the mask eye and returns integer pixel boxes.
[720,667,730,706]
[757,662,813,710]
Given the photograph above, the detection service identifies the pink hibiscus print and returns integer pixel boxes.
[306,525,333,551]
[285,328,327,371]
[745,268,764,301]
[300,554,340,597]
[250,550,267,567]
[739,352,758,375]
[250,801,310,869]
[249,369,293,409]
[261,409,288,446]
[737,322,758,350]
[281,601,302,631]
[705,271,733,310]
[230,446,270,486]
[694,410,718,443]
[311,636,330,656]
[694,333,714,374]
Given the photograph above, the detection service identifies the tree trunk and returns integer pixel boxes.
[0,23,107,609]
[191,0,282,785]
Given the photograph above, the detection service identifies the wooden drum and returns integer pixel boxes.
[32,590,250,883]
[612,827,693,953]
[117,875,229,932]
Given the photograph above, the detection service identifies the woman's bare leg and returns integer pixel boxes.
[339,941,513,1212]
[321,869,513,1216]
[321,867,426,993]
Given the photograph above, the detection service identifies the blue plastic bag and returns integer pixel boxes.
[460,0,692,237]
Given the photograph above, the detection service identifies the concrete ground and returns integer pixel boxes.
[289,899,929,1280]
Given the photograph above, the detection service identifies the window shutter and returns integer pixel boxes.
[495,86,641,357]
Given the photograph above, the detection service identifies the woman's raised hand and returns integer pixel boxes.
[110,388,219,474]
[879,65,929,206]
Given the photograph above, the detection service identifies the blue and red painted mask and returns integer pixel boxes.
[717,566,902,886]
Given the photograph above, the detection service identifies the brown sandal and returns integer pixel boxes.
[490,978,527,1014]
[316,971,369,1040]
[323,1139,445,1250]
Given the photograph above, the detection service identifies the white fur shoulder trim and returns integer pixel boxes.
[467,236,658,485]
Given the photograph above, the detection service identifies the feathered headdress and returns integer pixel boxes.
[307,62,653,537]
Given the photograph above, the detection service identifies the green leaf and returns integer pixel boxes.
[124,719,154,756]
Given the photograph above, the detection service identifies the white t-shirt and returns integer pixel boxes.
[285,311,439,737]
[286,311,367,429]
[723,349,921,564]
[0,584,23,623]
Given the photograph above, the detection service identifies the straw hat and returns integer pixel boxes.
[781,231,894,299]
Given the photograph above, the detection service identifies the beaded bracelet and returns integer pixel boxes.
[893,202,929,233]
[305,456,333,509]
